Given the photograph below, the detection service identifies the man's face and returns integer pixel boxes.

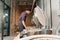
[26,10,31,14]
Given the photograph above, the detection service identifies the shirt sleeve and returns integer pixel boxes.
[22,14,25,20]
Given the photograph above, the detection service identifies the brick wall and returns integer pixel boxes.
[10,0,34,36]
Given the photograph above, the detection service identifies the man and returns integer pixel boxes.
[18,8,31,38]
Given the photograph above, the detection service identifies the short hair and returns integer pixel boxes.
[25,8,31,11]
[34,1,36,8]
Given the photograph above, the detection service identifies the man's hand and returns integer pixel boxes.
[22,20,28,30]
[25,27,28,30]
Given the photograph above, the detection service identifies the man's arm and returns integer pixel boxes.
[22,20,27,30]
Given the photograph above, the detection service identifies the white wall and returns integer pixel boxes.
[37,0,60,35]
[44,0,51,29]
[51,0,60,34]
[37,0,51,29]
[35,0,60,34]
[43,0,60,35]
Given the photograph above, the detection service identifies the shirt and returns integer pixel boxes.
[18,12,26,25]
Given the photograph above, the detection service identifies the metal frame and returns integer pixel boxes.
[0,0,11,40]
[50,0,52,28]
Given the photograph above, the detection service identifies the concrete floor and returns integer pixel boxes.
[13,34,60,40]
[13,33,20,40]
[3,36,14,40]
[0,33,14,40]
[0,36,14,40]
[0,33,1,40]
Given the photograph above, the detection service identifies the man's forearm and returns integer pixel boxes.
[22,20,27,29]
